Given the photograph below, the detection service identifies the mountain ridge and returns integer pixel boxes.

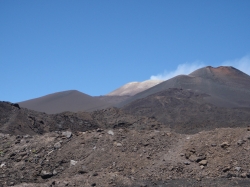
[18,66,250,114]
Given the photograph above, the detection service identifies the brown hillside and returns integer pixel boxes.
[18,90,112,114]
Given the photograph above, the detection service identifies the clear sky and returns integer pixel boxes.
[1,0,250,102]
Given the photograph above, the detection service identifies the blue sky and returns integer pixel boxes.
[1,0,250,102]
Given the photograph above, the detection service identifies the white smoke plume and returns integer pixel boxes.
[222,55,250,75]
[150,55,250,81]
[150,62,205,80]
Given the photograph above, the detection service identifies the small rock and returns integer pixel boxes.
[166,133,171,136]
[107,130,114,136]
[63,181,69,186]
[168,166,174,171]
[96,128,103,132]
[91,183,96,186]
[222,166,231,172]
[92,172,98,176]
[227,173,236,178]
[200,165,205,169]
[189,148,196,153]
[184,161,190,165]
[143,142,149,146]
[78,165,88,174]
[241,173,247,178]
[24,135,31,139]
[116,143,122,147]
[235,167,241,171]
[53,169,57,175]
[54,142,62,149]
[237,140,244,146]
[16,135,22,139]
[221,142,230,148]
[199,160,208,166]
[62,131,72,138]
[188,155,199,162]
[185,152,191,159]
[11,103,20,109]
[211,143,217,147]
[40,170,53,179]
[70,160,77,166]
[246,173,250,178]
[9,153,16,158]
[7,181,15,186]
[0,162,6,168]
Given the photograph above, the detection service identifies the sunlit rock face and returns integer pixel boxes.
[107,80,163,96]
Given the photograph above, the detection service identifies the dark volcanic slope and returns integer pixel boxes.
[0,101,162,135]
[95,95,131,105]
[0,101,99,135]
[122,88,250,134]
[19,90,112,114]
[119,66,250,108]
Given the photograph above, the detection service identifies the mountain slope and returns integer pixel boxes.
[119,66,250,108]
[122,88,250,134]
[18,90,112,114]
[0,101,99,135]
[0,101,162,135]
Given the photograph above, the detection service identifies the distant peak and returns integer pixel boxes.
[189,65,249,80]
[206,65,234,70]
[205,65,233,69]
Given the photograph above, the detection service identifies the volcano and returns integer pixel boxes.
[119,66,250,108]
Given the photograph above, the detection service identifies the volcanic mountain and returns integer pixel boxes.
[18,90,112,114]
[19,80,163,114]
[119,66,250,108]
[18,66,250,114]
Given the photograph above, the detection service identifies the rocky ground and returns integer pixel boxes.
[1,101,250,186]
[1,127,250,186]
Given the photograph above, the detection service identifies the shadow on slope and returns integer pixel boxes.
[122,88,250,134]
[0,101,162,135]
